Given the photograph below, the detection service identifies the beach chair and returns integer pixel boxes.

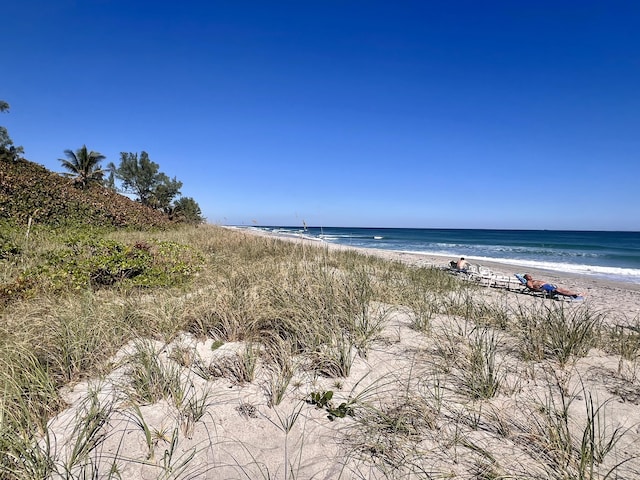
[472,265,497,286]
[444,263,481,284]
[514,273,544,296]
[447,262,518,290]
[514,274,531,293]
[460,264,504,287]
[514,274,585,301]
[488,271,522,290]
[473,266,523,289]
[514,273,561,299]
[457,263,488,282]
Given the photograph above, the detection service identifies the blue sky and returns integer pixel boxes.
[3,1,639,230]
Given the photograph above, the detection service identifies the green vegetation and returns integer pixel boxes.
[0,235,202,303]
[59,145,107,189]
[1,223,638,479]
[0,101,24,163]
[307,390,356,420]
[1,98,203,226]
[1,127,639,477]
[171,195,204,224]
[111,152,192,218]
[0,158,173,228]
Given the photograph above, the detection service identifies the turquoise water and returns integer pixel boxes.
[244,226,640,284]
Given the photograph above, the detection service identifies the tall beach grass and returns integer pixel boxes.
[1,224,638,479]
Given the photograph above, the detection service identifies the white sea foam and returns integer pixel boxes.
[242,227,640,284]
[433,242,466,248]
[319,234,368,240]
[265,228,324,242]
[471,256,640,280]
[399,250,640,283]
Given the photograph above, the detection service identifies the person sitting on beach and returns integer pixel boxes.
[523,274,584,299]
[456,257,470,270]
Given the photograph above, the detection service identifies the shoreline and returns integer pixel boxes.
[231,226,640,285]
[27,223,640,478]
[232,226,640,322]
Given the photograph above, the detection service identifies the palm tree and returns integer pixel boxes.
[59,145,106,188]
[105,161,118,190]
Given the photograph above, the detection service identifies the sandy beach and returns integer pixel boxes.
[250,227,640,325]
[7,1,639,477]
[38,226,640,479]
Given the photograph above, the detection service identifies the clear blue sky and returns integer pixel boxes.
[3,1,639,230]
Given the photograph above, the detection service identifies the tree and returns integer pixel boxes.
[149,173,183,212]
[115,151,182,210]
[117,152,156,203]
[59,145,106,188]
[0,101,24,162]
[104,161,118,190]
[172,197,204,224]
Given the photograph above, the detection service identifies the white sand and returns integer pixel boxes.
[45,228,640,479]
[253,227,640,325]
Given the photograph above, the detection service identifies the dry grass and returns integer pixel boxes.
[1,224,639,479]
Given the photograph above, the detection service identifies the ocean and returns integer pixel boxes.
[243,226,640,285]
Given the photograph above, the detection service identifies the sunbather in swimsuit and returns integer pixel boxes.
[523,274,583,299]
[540,283,557,293]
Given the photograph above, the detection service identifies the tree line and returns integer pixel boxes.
[1,101,203,224]
[0,101,24,163]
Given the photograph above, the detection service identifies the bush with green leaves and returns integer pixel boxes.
[26,237,204,293]
[307,390,356,421]
[0,234,21,259]
[1,158,172,228]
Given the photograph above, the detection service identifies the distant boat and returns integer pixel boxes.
[374,236,383,240]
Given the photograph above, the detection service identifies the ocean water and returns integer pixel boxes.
[244,226,640,284]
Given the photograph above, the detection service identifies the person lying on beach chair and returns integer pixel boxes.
[522,274,584,300]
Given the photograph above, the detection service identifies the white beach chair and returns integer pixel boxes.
[467,265,522,289]
[489,272,522,290]
[453,263,491,284]
[445,262,517,290]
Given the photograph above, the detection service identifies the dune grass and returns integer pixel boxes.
[1,224,639,479]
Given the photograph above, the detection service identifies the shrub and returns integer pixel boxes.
[0,158,172,228]
[9,237,204,297]
[0,234,21,259]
